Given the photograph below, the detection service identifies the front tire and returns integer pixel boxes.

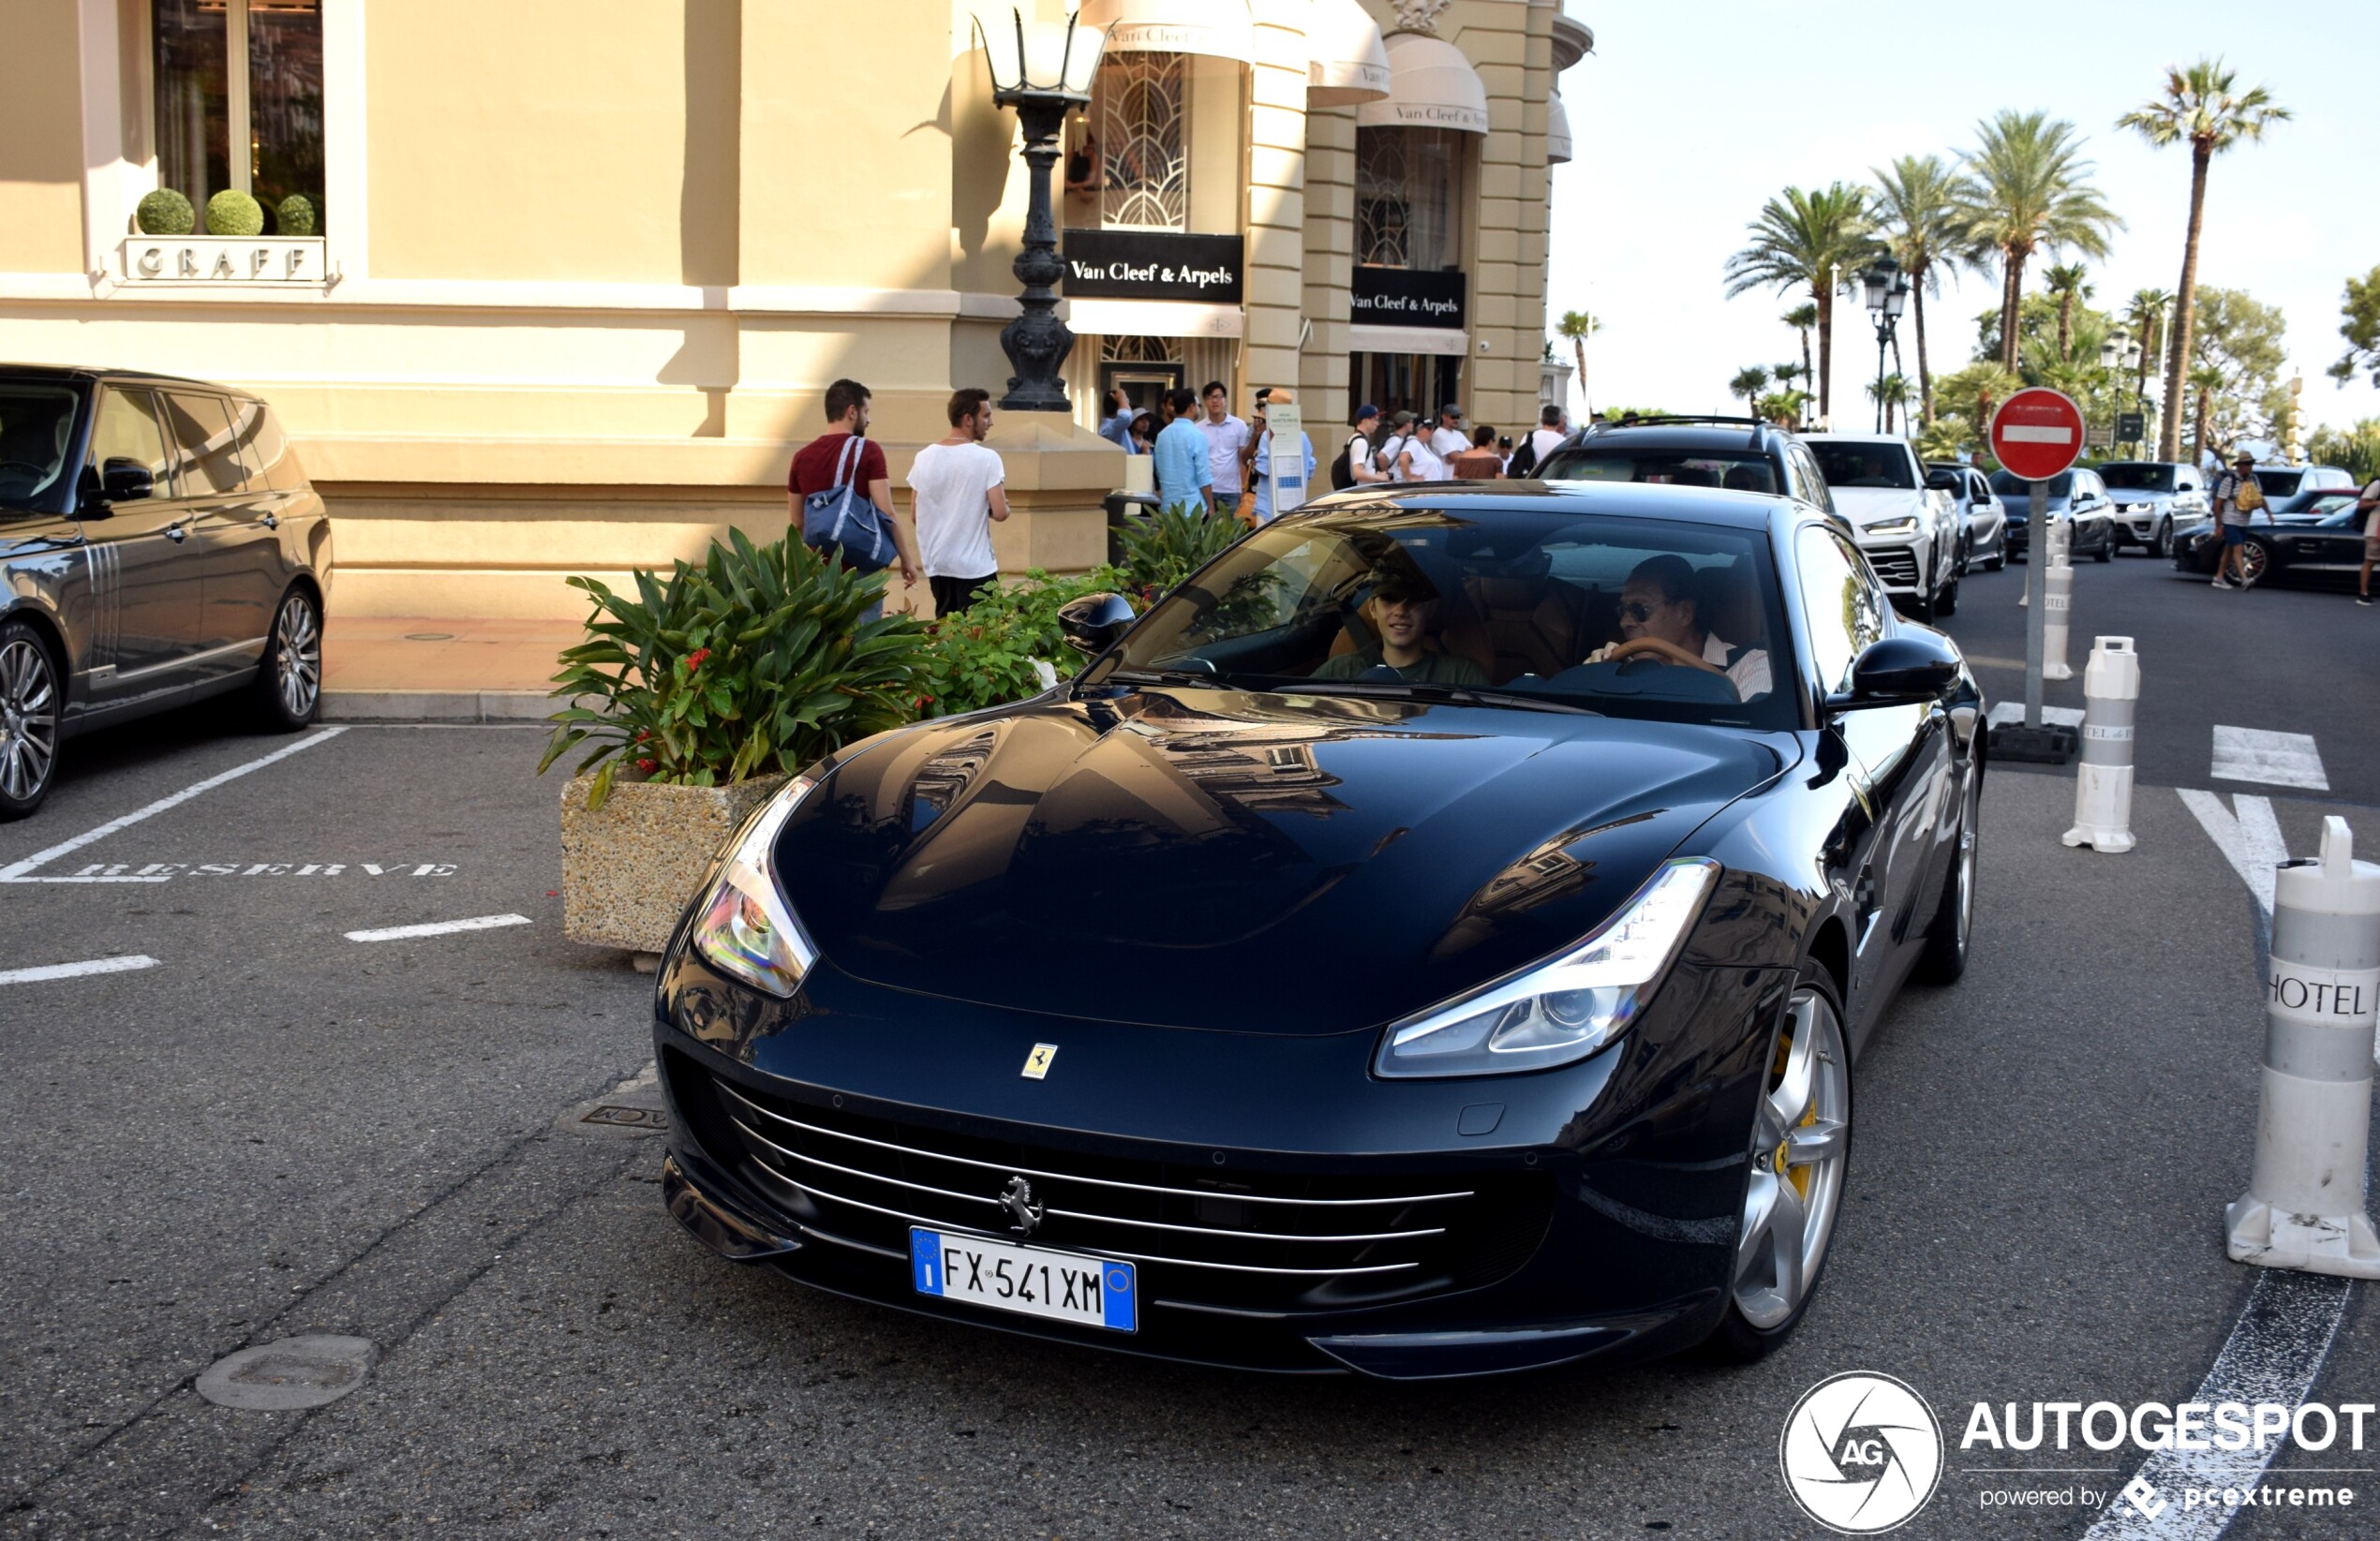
[255,586,323,731]
[0,621,63,821]
[2239,537,2271,588]
[2151,517,2173,558]
[2093,526,2114,562]
[1915,770,1979,985]
[1710,968,1852,1361]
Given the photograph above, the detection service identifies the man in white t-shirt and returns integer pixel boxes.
[1429,405,1472,461]
[906,387,1010,616]
[1197,380,1250,503]
[1526,405,1569,467]
[1389,410,1446,482]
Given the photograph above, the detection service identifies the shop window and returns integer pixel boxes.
[1092,52,1188,231]
[1356,126,1465,271]
[154,0,325,232]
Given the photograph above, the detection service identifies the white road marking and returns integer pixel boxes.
[0,729,350,884]
[2079,1272,2353,1540]
[0,955,159,985]
[2177,791,2287,916]
[1986,703,2085,729]
[345,912,531,943]
[2210,726,2328,792]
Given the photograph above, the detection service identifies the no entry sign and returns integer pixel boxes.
[1988,388,2086,482]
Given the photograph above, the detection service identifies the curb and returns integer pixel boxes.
[323,689,558,722]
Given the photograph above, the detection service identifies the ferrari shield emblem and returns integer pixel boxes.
[1021,1043,1058,1080]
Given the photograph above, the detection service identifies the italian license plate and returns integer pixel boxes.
[910,1228,1137,1333]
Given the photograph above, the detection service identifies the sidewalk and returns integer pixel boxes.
[323,616,581,721]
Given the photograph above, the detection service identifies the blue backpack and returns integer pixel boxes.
[800,435,896,573]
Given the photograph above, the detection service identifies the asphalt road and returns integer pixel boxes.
[1,592,2375,1538]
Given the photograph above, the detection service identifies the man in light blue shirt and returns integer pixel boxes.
[1152,387,1214,515]
[1097,388,1135,451]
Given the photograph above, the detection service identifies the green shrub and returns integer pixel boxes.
[917,567,1132,719]
[1118,504,1243,600]
[203,189,264,237]
[539,529,929,810]
[136,189,194,236]
[275,193,318,236]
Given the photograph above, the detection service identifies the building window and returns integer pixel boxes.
[154,0,324,230]
[1356,126,1465,271]
[1093,52,1188,231]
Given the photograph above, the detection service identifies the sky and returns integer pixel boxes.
[1544,0,2379,445]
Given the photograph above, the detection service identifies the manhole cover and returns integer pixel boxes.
[196,1335,378,1411]
[402,632,455,642]
[559,1062,668,1138]
[581,1104,666,1131]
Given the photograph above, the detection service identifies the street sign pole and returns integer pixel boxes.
[2025,480,2047,730]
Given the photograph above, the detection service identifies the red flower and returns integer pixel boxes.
[684,647,711,673]
[634,758,658,775]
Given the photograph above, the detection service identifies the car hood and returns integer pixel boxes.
[1831,486,1929,526]
[775,689,1789,1036]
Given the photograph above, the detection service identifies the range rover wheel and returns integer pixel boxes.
[255,586,323,731]
[1710,968,1852,1360]
[2151,517,2173,558]
[0,621,62,821]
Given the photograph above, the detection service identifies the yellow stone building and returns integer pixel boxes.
[1,0,1589,621]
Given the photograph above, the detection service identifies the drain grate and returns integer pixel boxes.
[196,1335,378,1411]
[580,1104,666,1131]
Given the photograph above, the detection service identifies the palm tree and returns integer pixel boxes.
[2043,263,2092,360]
[1781,304,1820,402]
[1866,373,1911,435]
[1730,365,1772,413]
[1953,111,2123,375]
[1724,185,1879,425]
[1555,310,1601,419]
[1871,154,1963,423]
[2127,287,2173,417]
[2120,59,2291,462]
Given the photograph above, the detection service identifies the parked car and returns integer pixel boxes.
[655,479,1985,1378]
[2243,464,2355,501]
[0,365,331,818]
[1534,416,1847,527]
[1802,434,1960,618]
[2171,489,2369,586]
[2096,460,2209,556]
[1926,461,2006,572]
[1991,467,2117,563]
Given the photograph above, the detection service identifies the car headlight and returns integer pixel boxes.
[690,771,821,997]
[1863,516,1919,537]
[1375,859,1718,1079]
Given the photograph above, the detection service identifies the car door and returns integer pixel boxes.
[82,384,205,694]
[158,390,273,683]
[191,393,294,669]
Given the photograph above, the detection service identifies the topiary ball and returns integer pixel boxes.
[203,189,264,237]
[275,193,317,237]
[137,188,195,236]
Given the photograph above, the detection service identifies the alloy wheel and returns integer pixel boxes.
[2239,540,2269,588]
[1733,986,1850,1331]
[0,636,59,803]
[2152,518,2172,558]
[274,595,321,718]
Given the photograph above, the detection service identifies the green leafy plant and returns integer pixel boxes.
[275,193,318,237]
[137,188,195,235]
[539,529,928,810]
[1120,505,1244,599]
[204,189,264,237]
[917,567,1131,719]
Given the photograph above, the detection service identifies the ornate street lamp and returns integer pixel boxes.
[1861,256,1908,432]
[974,8,1106,412]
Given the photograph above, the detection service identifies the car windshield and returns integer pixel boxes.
[1090,507,1797,730]
[1809,443,1915,490]
[2098,463,2176,492]
[0,385,81,510]
[1990,469,2073,498]
[2307,494,2359,522]
[2254,468,2305,498]
[1534,446,1780,495]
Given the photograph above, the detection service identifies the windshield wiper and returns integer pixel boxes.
[1097,666,1228,689]
[1281,680,1602,716]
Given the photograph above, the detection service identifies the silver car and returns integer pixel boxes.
[1926,462,2007,573]
[2097,461,2209,556]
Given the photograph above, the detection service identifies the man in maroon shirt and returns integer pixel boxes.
[789,378,922,602]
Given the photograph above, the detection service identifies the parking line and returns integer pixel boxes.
[2210,726,2328,792]
[0,728,350,884]
[0,955,159,985]
[345,913,531,943]
[2177,791,2287,917]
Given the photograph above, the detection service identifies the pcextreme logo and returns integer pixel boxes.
[1779,1371,1946,1534]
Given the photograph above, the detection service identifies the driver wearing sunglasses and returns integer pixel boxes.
[1583,555,1771,700]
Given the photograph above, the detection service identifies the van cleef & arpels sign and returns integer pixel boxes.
[1061,230,1244,305]
[1349,266,1467,330]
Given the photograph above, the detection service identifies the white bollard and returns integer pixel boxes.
[2060,636,2138,853]
[2224,816,2380,1280]
[2042,558,2074,681]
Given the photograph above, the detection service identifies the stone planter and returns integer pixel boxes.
[558,772,787,957]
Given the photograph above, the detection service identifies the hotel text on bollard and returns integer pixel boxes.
[2225,816,2380,1280]
[2060,637,2137,854]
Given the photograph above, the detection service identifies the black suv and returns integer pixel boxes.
[0,364,334,817]
[1534,416,1844,526]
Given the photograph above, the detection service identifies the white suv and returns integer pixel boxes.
[1802,434,1961,620]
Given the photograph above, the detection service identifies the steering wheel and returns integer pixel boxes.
[0,459,45,476]
[1596,636,1719,674]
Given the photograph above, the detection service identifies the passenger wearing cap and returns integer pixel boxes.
[2209,452,2269,590]
[1312,566,1489,687]
[1583,555,1771,700]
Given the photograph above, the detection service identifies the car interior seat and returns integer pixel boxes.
[1722,465,1773,494]
[1463,556,1594,683]
[1694,557,1767,661]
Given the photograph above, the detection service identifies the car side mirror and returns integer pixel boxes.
[1831,633,1959,709]
[1058,592,1138,657]
[1925,468,1960,491]
[100,457,154,504]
